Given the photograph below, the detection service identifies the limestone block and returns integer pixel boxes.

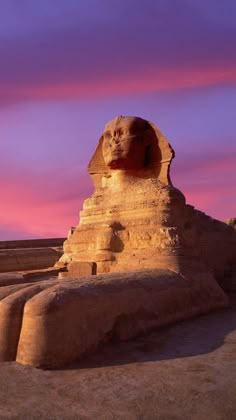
[58,262,96,279]
[0,248,62,273]
[0,238,65,250]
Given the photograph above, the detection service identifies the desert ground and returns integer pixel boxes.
[0,292,235,420]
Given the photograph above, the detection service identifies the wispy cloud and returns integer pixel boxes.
[0,163,93,238]
[1,66,236,105]
[172,149,236,220]
[1,0,236,106]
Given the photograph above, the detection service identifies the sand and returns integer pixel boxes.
[0,293,235,420]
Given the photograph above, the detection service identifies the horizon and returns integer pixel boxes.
[0,0,235,240]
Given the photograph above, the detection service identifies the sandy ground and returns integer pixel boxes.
[0,293,235,420]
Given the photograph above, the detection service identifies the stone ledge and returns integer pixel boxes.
[0,268,63,287]
[0,248,63,273]
[0,238,65,250]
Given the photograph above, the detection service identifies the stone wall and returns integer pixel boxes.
[0,238,65,273]
[0,238,65,250]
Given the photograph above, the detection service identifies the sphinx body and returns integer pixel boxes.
[0,116,235,369]
[57,116,236,285]
[59,175,187,275]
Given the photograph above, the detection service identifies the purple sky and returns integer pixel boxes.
[0,0,236,240]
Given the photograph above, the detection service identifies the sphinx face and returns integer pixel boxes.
[102,116,149,170]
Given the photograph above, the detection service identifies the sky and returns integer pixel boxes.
[0,0,235,240]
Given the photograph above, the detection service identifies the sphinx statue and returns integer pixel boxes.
[57,116,236,285]
[0,116,235,369]
[57,115,184,275]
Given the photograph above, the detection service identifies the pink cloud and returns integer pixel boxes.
[173,151,236,179]
[0,164,93,239]
[1,65,236,104]
[172,149,236,220]
[180,185,235,221]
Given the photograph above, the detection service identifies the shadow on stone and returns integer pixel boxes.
[63,293,236,371]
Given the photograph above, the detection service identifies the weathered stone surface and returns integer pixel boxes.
[0,279,58,362]
[0,268,61,287]
[0,247,63,273]
[58,262,96,279]
[225,218,236,229]
[0,238,65,250]
[0,296,236,418]
[22,267,63,281]
[0,273,25,287]
[0,269,227,368]
[57,116,236,287]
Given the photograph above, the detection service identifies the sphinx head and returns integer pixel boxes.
[88,115,174,188]
[102,116,153,170]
